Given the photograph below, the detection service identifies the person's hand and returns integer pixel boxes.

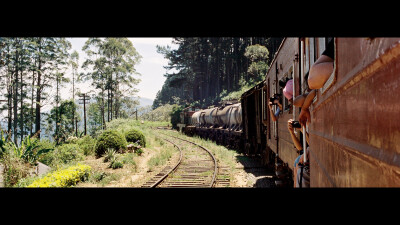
[287,119,294,132]
[299,154,304,164]
[299,108,311,126]
[268,101,273,109]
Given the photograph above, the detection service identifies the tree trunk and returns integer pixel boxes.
[20,63,23,142]
[110,82,113,121]
[35,47,42,139]
[114,74,118,119]
[30,69,35,136]
[13,42,19,144]
[102,90,106,129]
[55,73,59,139]
[6,44,12,135]
[107,88,110,122]
[72,67,76,136]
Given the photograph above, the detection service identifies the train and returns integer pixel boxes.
[179,100,243,149]
[177,37,400,187]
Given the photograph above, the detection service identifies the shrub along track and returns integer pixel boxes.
[142,132,223,188]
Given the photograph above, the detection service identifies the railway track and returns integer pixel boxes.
[142,132,229,188]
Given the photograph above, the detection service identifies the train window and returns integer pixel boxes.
[282,66,293,113]
[304,38,310,75]
[310,38,315,66]
[317,37,326,59]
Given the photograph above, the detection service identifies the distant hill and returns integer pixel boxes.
[138,97,153,108]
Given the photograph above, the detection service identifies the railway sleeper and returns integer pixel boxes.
[161,185,210,188]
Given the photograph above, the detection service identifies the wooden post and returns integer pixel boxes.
[0,100,6,132]
[78,93,91,136]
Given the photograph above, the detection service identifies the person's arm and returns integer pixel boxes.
[300,89,316,110]
[293,93,307,107]
[298,89,316,126]
[276,102,283,111]
[268,102,278,122]
[288,119,302,151]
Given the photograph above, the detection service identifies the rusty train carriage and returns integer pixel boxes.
[241,81,266,160]
[264,38,301,173]
[179,37,400,187]
[264,37,400,187]
[309,38,400,187]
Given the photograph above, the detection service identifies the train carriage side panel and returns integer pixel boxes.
[254,83,266,156]
[242,88,256,155]
[266,53,279,155]
[265,38,300,170]
[309,38,400,187]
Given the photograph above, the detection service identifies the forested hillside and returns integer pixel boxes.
[0,38,142,144]
[152,37,283,109]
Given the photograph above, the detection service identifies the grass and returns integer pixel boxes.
[6,119,240,187]
[156,129,242,186]
[147,144,177,172]
[199,170,214,177]
[159,130,238,170]
[96,173,121,187]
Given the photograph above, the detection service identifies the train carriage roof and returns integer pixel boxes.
[240,80,265,99]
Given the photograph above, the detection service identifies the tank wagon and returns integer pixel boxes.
[181,101,243,150]
[178,37,400,187]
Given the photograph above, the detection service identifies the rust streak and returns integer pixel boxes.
[310,129,400,168]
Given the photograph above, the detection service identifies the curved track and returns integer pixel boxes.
[142,133,218,188]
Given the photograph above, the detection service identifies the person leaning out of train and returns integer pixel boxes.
[295,89,316,126]
[287,119,309,187]
[298,39,334,126]
[268,79,294,121]
[268,95,283,122]
[307,38,335,90]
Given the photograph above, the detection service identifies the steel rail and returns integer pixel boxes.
[149,138,183,188]
[161,133,218,188]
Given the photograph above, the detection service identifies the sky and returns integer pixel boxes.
[64,37,178,101]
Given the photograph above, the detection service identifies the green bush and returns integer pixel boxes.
[103,149,117,163]
[109,156,123,169]
[95,130,127,157]
[170,105,183,129]
[1,153,32,187]
[110,160,123,169]
[77,135,96,156]
[125,129,146,147]
[89,171,108,183]
[41,143,84,167]
[37,139,56,165]
[7,135,54,165]
[135,148,144,156]
[65,136,79,144]
[56,144,85,165]
[120,153,137,167]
